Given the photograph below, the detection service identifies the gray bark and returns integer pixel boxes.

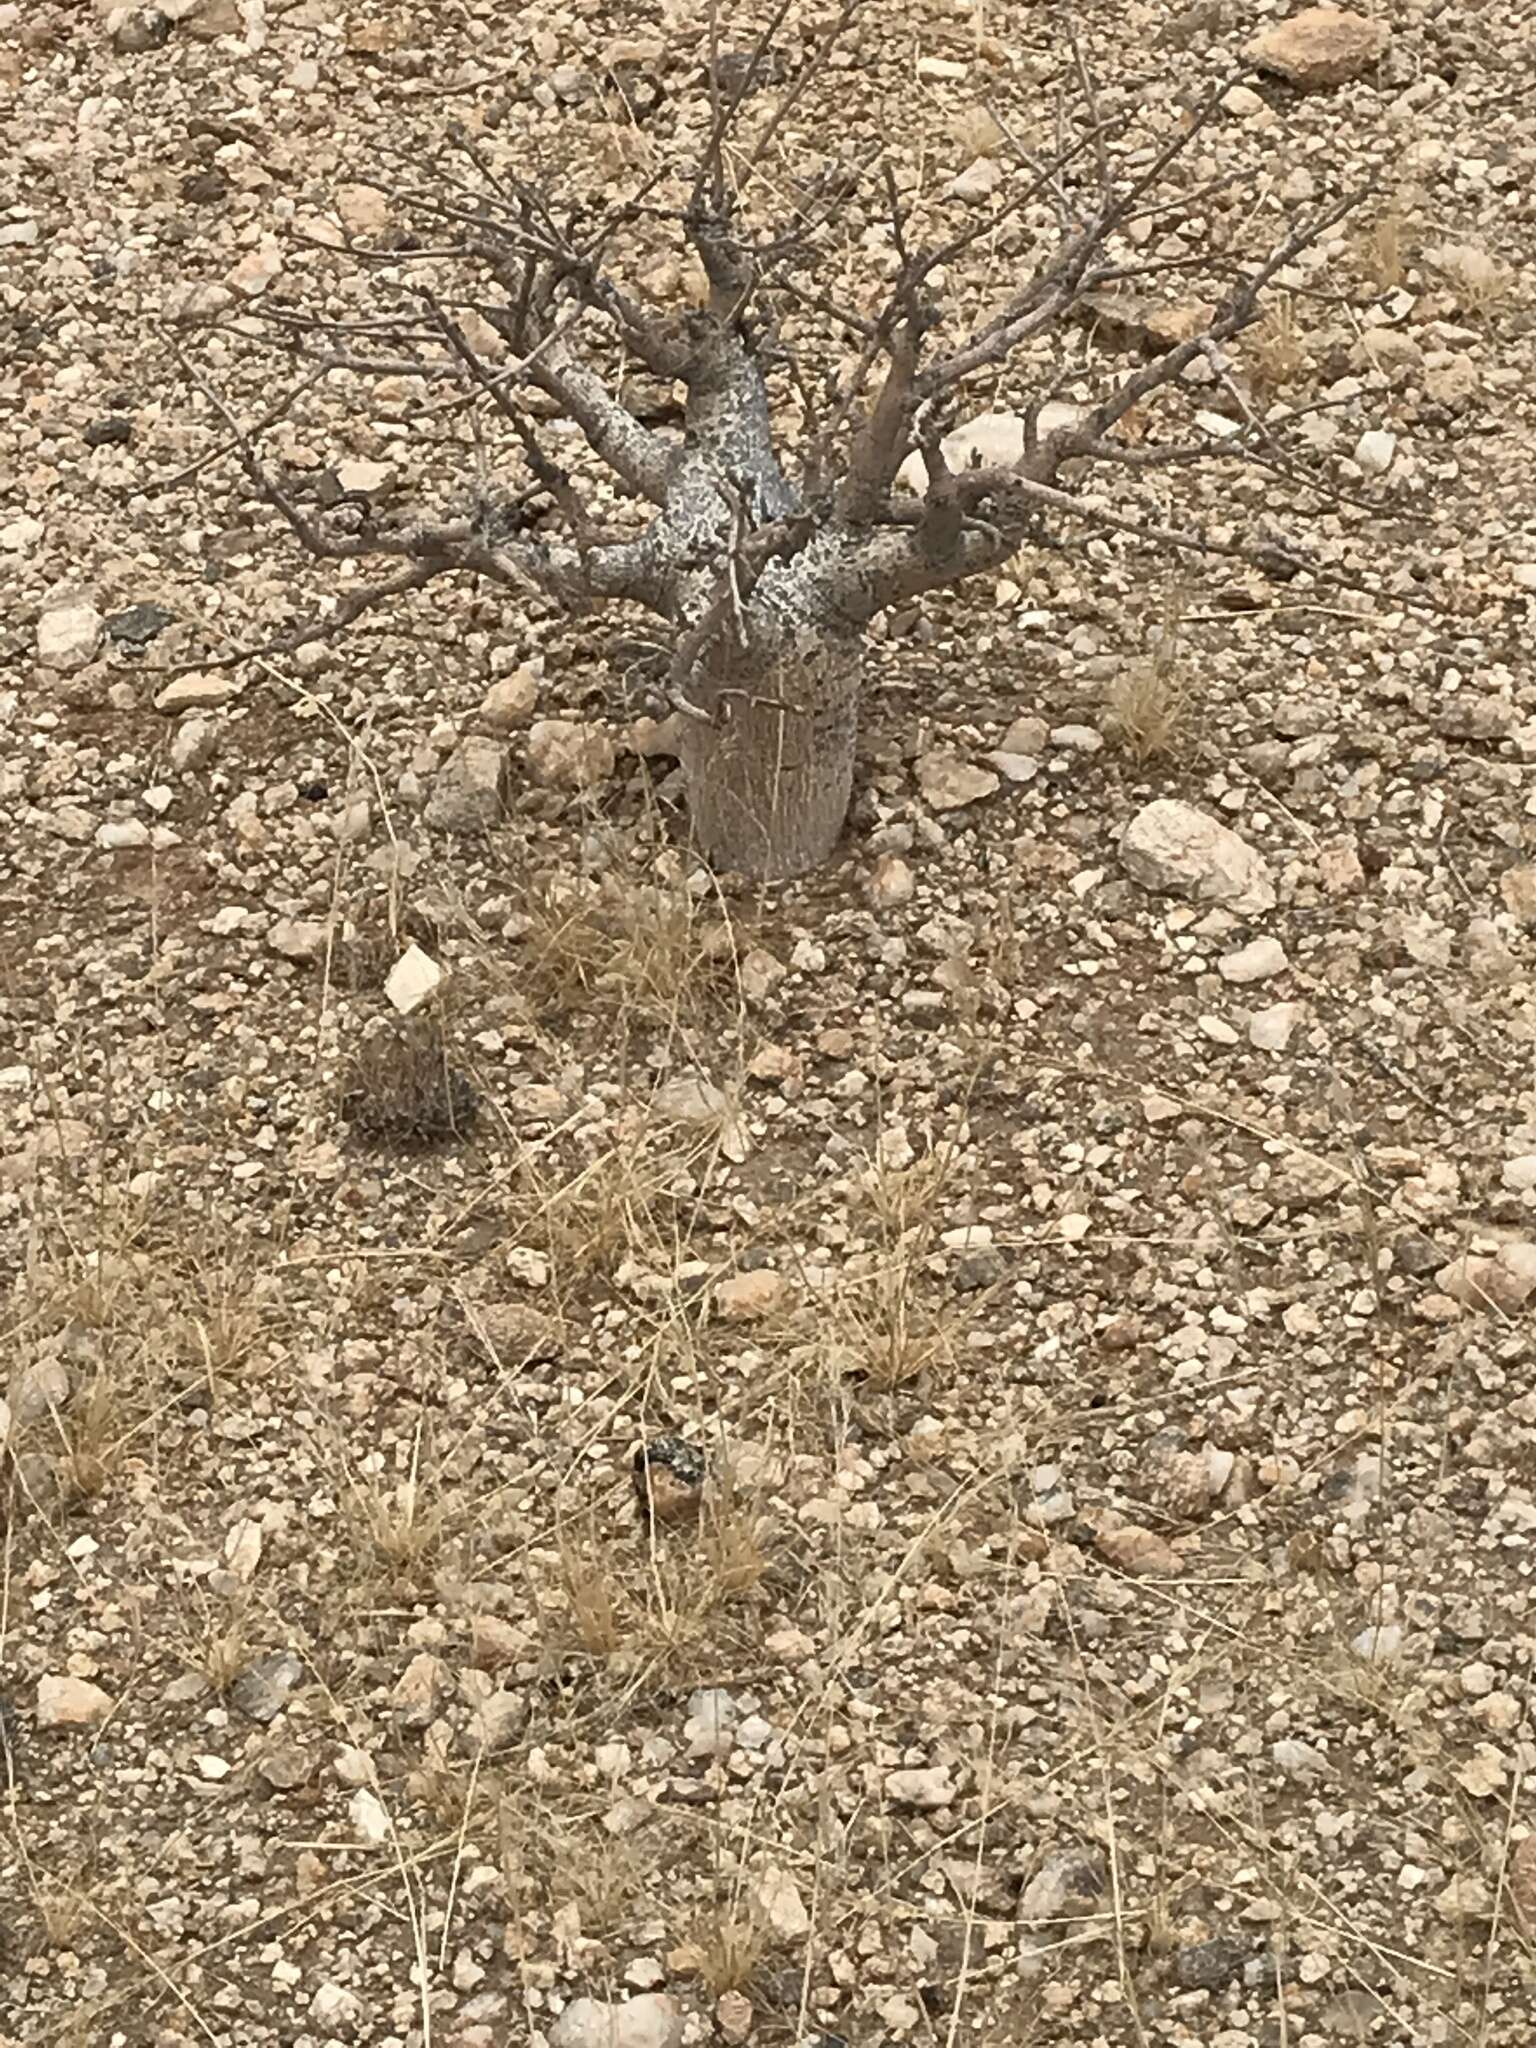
[677,618,861,881]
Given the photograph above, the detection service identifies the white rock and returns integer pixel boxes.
[684,1688,739,1759]
[895,407,1086,493]
[1354,428,1397,475]
[756,1864,810,1939]
[550,1994,683,2048]
[384,944,443,1015]
[527,719,616,791]
[309,1984,364,2031]
[267,918,329,964]
[986,751,1040,784]
[1249,1001,1302,1052]
[1219,937,1288,984]
[0,515,44,552]
[335,458,393,496]
[156,673,235,712]
[1502,1155,1536,1191]
[916,751,998,812]
[946,157,999,203]
[37,1675,115,1728]
[1271,1737,1330,1778]
[332,798,372,843]
[1119,799,1276,914]
[884,1764,956,1810]
[1351,1623,1402,1663]
[348,1788,391,1844]
[37,603,104,672]
[96,819,150,850]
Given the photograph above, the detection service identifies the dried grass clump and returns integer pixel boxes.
[1105,578,1200,763]
[500,869,737,1034]
[339,1015,478,1147]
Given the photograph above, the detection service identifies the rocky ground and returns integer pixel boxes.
[3,2,1536,2045]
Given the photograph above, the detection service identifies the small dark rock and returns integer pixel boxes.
[113,8,173,53]
[85,415,134,449]
[180,169,230,205]
[1174,1934,1250,1991]
[230,1652,305,1724]
[1393,1231,1444,1277]
[105,602,175,648]
[633,1435,707,1526]
[955,1247,1006,1292]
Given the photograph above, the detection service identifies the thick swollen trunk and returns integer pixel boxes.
[676,625,861,881]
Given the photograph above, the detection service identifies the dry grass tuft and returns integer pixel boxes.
[1358,200,1408,290]
[1427,240,1515,322]
[1105,577,1199,762]
[498,866,739,1037]
[674,1901,771,1994]
[1246,293,1306,396]
[338,1427,453,1588]
[4,1185,273,1514]
[339,1014,478,1147]
[556,1537,630,1656]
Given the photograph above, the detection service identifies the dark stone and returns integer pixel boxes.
[105,603,175,648]
[230,1652,305,1724]
[85,415,133,448]
[113,8,173,53]
[633,1435,707,1526]
[955,1247,1006,1292]
[180,169,230,205]
[1393,1231,1444,1277]
[1175,1934,1250,1991]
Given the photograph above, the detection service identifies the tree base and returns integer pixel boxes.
[676,635,860,881]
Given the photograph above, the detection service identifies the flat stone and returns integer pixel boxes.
[384,944,443,1015]
[550,1994,683,2048]
[105,602,175,648]
[1250,1001,1302,1051]
[1120,800,1275,915]
[895,406,1087,493]
[155,673,235,712]
[36,603,104,672]
[426,735,508,832]
[37,1675,114,1728]
[231,1651,305,1723]
[945,157,999,203]
[1248,8,1389,89]
[1219,937,1288,984]
[526,719,616,791]
[884,1764,956,1810]
[916,751,998,812]
[267,918,329,964]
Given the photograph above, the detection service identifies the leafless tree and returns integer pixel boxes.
[188,6,1368,879]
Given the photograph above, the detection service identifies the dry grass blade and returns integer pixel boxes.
[1105,574,1200,762]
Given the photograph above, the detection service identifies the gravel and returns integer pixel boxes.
[3,1,1535,2043]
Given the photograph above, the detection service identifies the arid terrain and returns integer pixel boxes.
[3,2,1536,2046]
